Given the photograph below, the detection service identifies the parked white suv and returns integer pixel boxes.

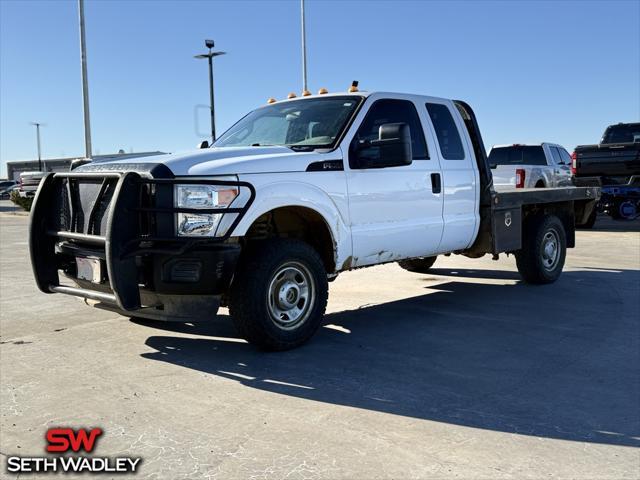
[488,143,573,189]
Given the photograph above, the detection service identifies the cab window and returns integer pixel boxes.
[549,146,563,165]
[559,148,572,165]
[352,99,429,161]
[426,103,465,160]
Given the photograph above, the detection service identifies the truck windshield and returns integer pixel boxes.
[488,145,546,166]
[213,96,362,150]
[602,123,640,144]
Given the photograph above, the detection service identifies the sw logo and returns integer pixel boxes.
[46,427,103,452]
[5,427,142,475]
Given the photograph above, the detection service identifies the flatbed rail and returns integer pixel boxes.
[492,186,600,208]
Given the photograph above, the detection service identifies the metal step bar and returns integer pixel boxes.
[49,285,117,305]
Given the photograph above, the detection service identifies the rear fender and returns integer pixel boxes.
[529,167,549,187]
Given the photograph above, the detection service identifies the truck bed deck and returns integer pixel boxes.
[471,185,601,257]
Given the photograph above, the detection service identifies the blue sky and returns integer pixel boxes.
[1,0,638,177]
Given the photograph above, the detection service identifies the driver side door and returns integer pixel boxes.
[345,97,444,267]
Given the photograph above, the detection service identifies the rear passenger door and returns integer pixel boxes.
[424,101,479,252]
[548,146,572,187]
[556,148,573,186]
[344,96,444,267]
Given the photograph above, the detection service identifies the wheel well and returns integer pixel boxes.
[522,202,575,248]
[534,180,546,188]
[244,206,336,272]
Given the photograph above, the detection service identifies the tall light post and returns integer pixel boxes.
[30,122,44,171]
[78,0,92,159]
[301,0,308,93]
[195,40,226,143]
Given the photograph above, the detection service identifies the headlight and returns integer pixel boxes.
[174,184,238,236]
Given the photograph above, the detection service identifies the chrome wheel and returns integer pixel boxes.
[541,229,560,271]
[267,262,315,330]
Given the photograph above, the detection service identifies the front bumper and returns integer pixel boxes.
[29,171,255,314]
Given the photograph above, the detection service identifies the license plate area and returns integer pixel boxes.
[76,257,103,284]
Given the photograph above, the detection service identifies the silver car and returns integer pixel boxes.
[488,143,573,189]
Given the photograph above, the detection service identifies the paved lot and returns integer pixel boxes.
[1,201,639,479]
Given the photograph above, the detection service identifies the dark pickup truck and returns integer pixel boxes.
[572,122,640,225]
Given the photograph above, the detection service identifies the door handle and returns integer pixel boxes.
[430,173,442,194]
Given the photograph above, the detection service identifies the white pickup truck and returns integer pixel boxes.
[29,91,598,350]
[488,143,573,189]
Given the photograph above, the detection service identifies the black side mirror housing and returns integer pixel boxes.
[198,140,209,149]
[354,123,412,169]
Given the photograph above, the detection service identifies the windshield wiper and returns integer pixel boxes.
[287,145,318,152]
[248,143,317,152]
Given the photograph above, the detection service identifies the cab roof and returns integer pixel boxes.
[266,90,452,105]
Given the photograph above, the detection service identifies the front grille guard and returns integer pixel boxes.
[29,171,255,311]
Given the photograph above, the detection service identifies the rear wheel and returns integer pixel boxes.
[398,256,438,274]
[228,239,328,351]
[515,215,566,284]
[611,199,638,220]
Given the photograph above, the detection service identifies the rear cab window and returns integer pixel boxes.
[488,145,547,166]
[425,103,465,160]
[602,123,640,144]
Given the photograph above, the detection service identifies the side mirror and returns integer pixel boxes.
[354,123,412,169]
[198,140,209,149]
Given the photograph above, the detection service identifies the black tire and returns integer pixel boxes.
[228,239,328,351]
[610,200,637,221]
[576,209,596,229]
[610,200,623,220]
[515,215,566,284]
[398,256,438,274]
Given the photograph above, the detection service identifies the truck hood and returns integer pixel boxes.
[91,146,331,176]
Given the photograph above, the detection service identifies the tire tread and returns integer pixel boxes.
[515,215,566,284]
[228,239,328,351]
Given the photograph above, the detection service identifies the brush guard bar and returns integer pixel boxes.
[29,171,255,311]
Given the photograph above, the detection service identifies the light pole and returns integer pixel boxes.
[30,122,44,171]
[301,0,308,93]
[195,40,226,143]
[78,0,92,159]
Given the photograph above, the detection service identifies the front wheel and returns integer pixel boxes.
[228,239,328,351]
[515,215,566,284]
